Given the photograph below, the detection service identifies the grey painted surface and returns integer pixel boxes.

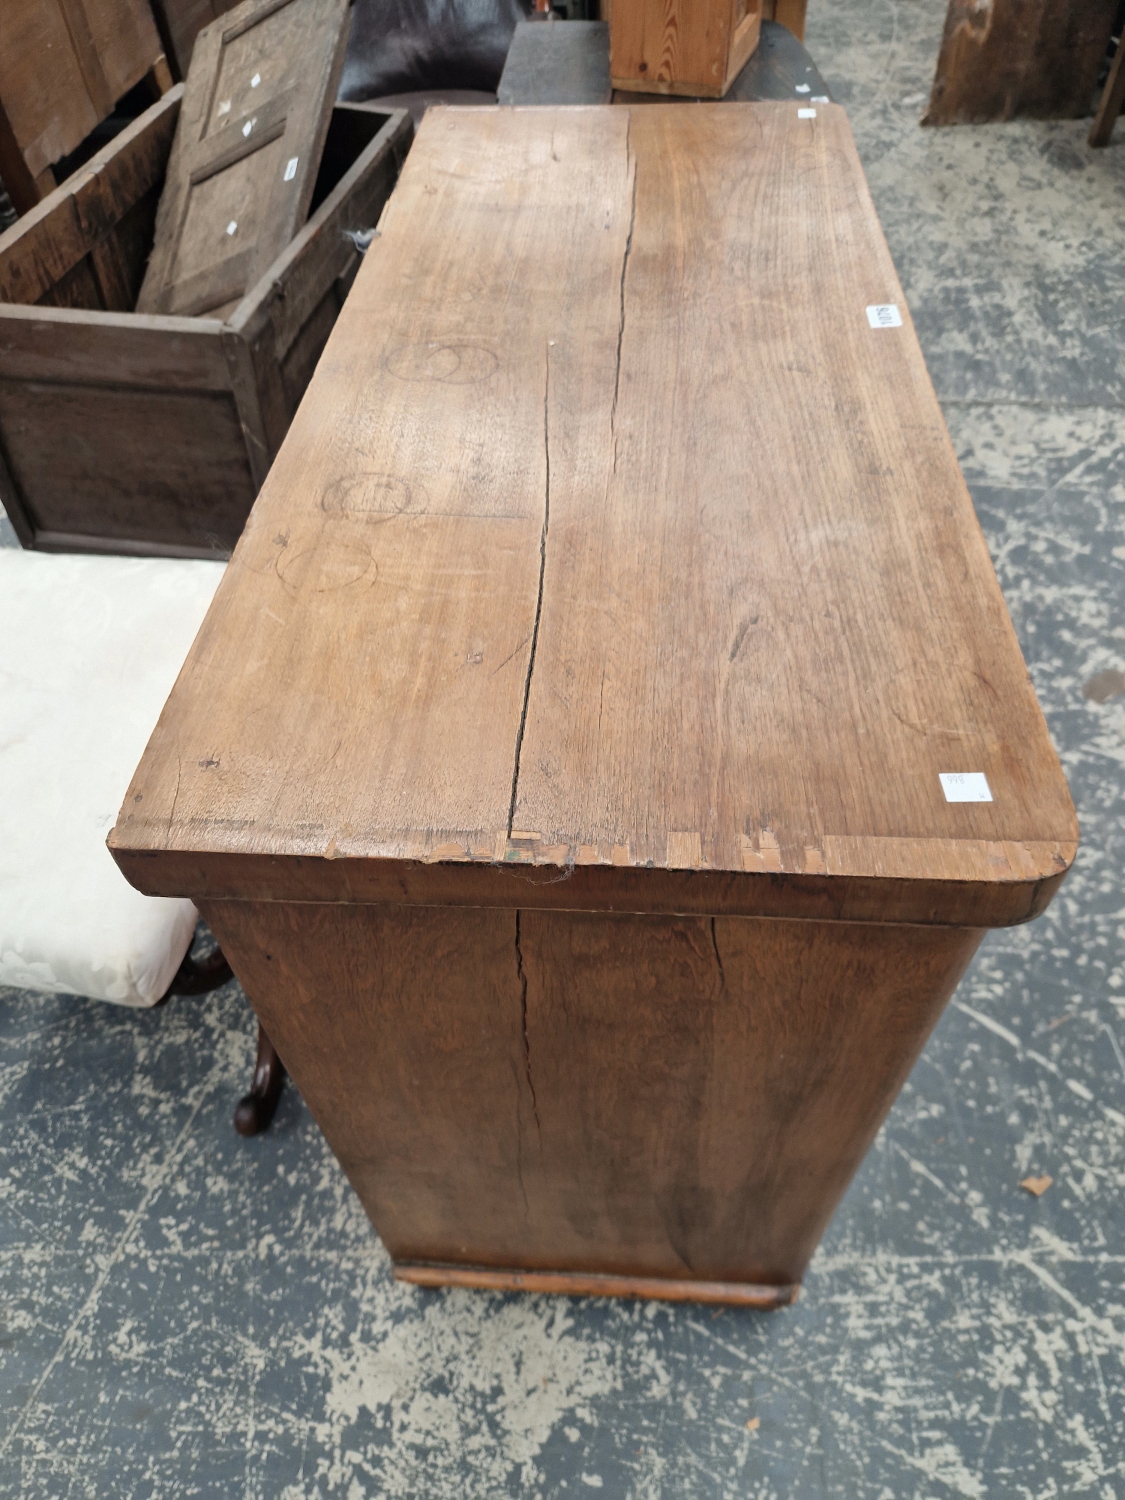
[2,1,1124,1493]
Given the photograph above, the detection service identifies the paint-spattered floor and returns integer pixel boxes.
[2,2,1124,1493]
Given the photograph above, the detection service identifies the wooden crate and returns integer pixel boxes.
[610,0,763,97]
[0,90,411,557]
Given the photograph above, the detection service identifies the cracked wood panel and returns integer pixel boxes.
[199,895,983,1285]
[113,105,630,871]
[512,104,1076,890]
[111,105,1075,928]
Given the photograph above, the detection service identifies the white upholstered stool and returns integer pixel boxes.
[0,550,225,1007]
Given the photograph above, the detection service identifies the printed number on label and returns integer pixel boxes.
[866,303,902,328]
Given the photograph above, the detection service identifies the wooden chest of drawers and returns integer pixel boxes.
[111,104,1076,1304]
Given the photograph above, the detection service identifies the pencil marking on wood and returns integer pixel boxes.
[507,344,551,836]
[491,634,533,678]
[321,472,417,518]
[728,616,755,662]
[383,341,499,385]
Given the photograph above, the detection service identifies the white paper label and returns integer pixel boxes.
[226,220,238,236]
[940,772,993,803]
[217,99,231,115]
[242,118,254,137]
[866,303,902,328]
[798,108,816,119]
[812,95,830,103]
[796,83,810,92]
[251,72,261,87]
[283,156,298,182]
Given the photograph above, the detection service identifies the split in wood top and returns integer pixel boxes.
[111,103,1077,927]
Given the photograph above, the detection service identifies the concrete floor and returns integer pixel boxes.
[3,1,1125,1494]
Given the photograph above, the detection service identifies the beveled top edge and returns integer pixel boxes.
[109,834,1076,929]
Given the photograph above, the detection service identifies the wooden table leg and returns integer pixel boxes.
[162,945,233,997]
[1090,36,1125,146]
[233,1022,286,1137]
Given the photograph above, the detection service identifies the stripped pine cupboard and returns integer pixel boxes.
[111,106,1077,1303]
[610,0,763,97]
[608,0,807,98]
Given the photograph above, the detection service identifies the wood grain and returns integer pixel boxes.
[0,88,181,310]
[0,0,163,183]
[924,0,1116,125]
[136,0,350,316]
[111,105,1077,927]
[200,897,984,1289]
[610,0,761,97]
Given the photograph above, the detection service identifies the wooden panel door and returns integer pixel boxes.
[136,0,350,316]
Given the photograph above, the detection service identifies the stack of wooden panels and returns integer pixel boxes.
[0,0,413,558]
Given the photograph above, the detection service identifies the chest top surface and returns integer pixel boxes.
[110,103,1077,925]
